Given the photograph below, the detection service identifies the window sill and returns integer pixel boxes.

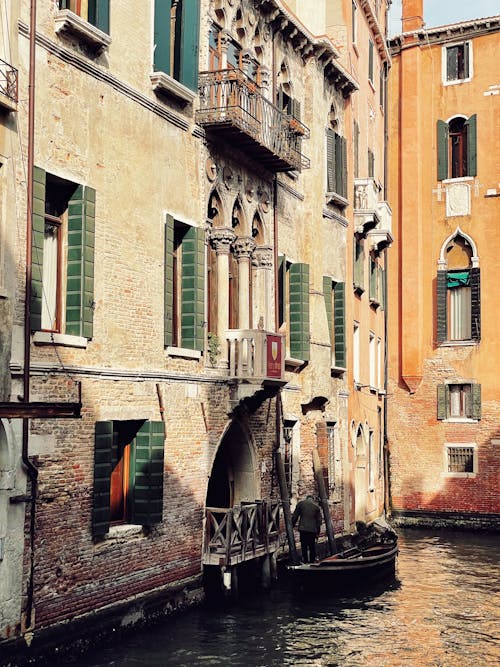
[33,332,88,348]
[443,417,478,424]
[369,298,380,309]
[331,365,346,377]
[443,77,472,87]
[0,91,17,113]
[150,72,196,105]
[442,176,474,184]
[166,346,202,360]
[285,356,306,369]
[353,284,365,295]
[439,340,478,347]
[54,9,111,52]
[441,472,476,478]
[326,192,349,208]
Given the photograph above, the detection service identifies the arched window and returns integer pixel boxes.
[437,115,477,181]
[437,232,480,343]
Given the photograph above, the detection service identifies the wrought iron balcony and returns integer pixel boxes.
[196,69,310,172]
[0,58,18,111]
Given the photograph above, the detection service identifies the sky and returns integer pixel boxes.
[388,0,500,35]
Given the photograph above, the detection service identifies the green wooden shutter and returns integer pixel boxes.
[436,270,448,343]
[132,421,165,526]
[369,258,377,301]
[368,39,374,81]
[31,166,46,332]
[176,0,200,91]
[323,276,333,347]
[278,255,286,328]
[471,384,481,420]
[326,129,336,193]
[335,134,347,197]
[333,282,346,368]
[66,186,95,338]
[354,238,364,290]
[181,225,205,350]
[437,385,448,420]
[88,0,109,33]
[466,114,477,177]
[341,136,347,198]
[289,263,310,361]
[379,267,385,310]
[437,120,449,181]
[164,214,174,347]
[154,0,171,74]
[470,267,480,341]
[291,98,301,121]
[92,421,114,537]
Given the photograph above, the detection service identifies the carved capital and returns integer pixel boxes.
[233,236,256,260]
[210,227,236,254]
[252,246,273,269]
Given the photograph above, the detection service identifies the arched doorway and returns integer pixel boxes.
[206,420,258,509]
[354,425,367,523]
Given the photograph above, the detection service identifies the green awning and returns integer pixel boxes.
[447,270,470,288]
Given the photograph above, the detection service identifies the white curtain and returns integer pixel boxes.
[41,224,59,331]
[449,286,471,340]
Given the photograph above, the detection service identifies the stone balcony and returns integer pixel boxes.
[354,178,393,250]
[0,58,17,112]
[196,69,310,173]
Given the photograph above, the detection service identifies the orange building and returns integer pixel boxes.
[387,1,500,528]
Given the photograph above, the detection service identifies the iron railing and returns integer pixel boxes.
[0,58,18,106]
[196,69,310,172]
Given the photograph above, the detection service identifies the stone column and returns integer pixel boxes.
[210,227,236,364]
[233,237,256,330]
[252,246,273,331]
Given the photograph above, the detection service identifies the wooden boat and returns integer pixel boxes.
[287,520,398,591]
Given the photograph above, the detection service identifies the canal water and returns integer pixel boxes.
[73,528,499,666]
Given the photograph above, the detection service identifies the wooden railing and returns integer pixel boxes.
[226,329,285,382]
[0,58,18,106]
[203,501,282,566]
[196,69,310,172]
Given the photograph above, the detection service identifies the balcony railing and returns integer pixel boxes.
[0,58,18,110]
[226,329,285,383]
[203,501,282,566]
[196,69,310,172]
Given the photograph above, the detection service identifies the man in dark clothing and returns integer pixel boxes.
[292,494,322,563]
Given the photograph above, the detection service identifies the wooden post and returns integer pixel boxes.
[313,449,337,555]
[275,450,300,564]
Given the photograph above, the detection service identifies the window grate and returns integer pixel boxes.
[447,447,474,473]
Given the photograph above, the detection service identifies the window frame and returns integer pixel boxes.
[437,382,481,422]
[443,443,477,478]
[442,41,472,85]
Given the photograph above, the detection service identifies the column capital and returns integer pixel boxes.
[233,236,256,260]
[252,246,273,269]
[210,227,236,254]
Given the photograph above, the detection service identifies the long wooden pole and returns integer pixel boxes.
[313,449,337,555]
[275,451,299,564]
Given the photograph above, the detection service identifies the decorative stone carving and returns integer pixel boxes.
[233,236,256,260]
[446,182,471,217]
[210,227,236,254]
[354,184,368,210]
[252,246,273,269]
[206,158,217,182]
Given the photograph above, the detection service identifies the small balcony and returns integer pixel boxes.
[0,58,18,111]
[196,69,310,172]
[368,200,393,251]
[225,329,286,408]
[354,177,380,233]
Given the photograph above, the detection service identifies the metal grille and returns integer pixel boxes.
[447,447,474,473]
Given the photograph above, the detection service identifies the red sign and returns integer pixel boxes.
[266,335,282,378]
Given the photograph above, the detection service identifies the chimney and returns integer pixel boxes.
[401,0,424,32]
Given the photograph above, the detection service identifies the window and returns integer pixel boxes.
[353,322,360,384]
[59,0,109,32]
[93,421,165,537]
[354,237,365,292]
[323,277,346,369]
[352,2,357,45]
[153,0,200,91]
[368,40,374,84]
[437,383,481,420]
[369,255,379,305]
[437,115,477,180]
[369,332,376,388]
[444,42,471,83]
[445,445,477,475]
[368,148,374,178]
[326,129,347,199]
[31,168,95,337]
[278,256,310,362]
[283,420,296,496]
[353,120,360,178]
[368,430,375,490]
[327,423,342,502]
[164,215,205,351]
[377,338,382,389]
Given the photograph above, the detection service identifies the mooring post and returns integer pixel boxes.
[275,450,300,564]
[313,449,337,555]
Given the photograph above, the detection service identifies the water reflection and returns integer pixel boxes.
[74,529,499,666]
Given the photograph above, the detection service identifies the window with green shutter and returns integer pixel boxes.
[289,263,310,361]
[154,0,200,91]
[368,39,374,83]
[31,168,95,338]
[164,216,205,350]
[437,115,477,180]
[323,276,346,370]
[326,129,347,199]
[369,256,378,304]
[354,237,364,292]
[437,383,481,420]
[92,420,165,537]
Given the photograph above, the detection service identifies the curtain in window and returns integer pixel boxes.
[449,285,471,340]
[41,225,59,330]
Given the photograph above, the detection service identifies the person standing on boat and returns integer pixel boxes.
[292,494,322,563]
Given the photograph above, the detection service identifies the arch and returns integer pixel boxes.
[445,113,468,124]
[0,419,16,490]
[438,228,479,268]
[251,211,265,245]
[231,196,247,237]
[206,419,259,509]
[207,188,226,228]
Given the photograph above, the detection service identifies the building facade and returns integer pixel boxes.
[0,0,392,656]
[387,0,500,528]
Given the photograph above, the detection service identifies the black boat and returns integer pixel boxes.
[287,520,398,591]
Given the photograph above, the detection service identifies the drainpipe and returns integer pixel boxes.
[383,246,391,517]
[21,0,39,633]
